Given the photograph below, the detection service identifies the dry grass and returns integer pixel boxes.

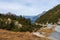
[0,29,50,40]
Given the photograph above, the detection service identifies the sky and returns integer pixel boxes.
[0,0,60,16]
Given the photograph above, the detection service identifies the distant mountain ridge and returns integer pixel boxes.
[24,11,46,23]
[24,16,38,23]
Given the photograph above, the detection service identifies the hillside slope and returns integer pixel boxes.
[0,13,35,32]
[36,4,60,24]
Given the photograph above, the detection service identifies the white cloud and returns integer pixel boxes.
[0,0,60,16]
[0,1,41,16]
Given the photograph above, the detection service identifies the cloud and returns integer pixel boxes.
[0,0,60,16]
[0,1,40,16]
